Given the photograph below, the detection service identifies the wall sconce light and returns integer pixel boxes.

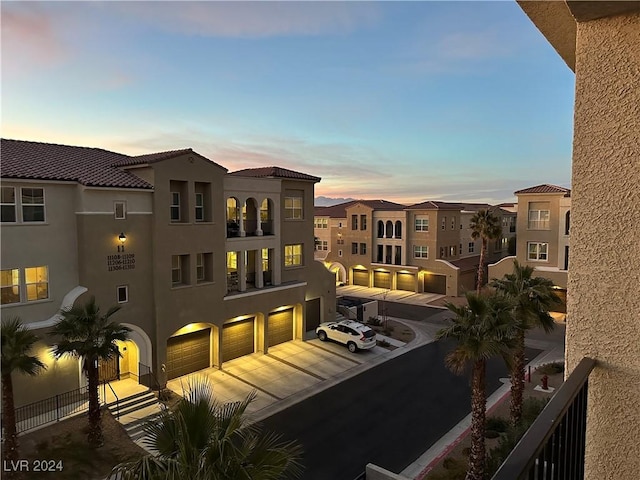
[118,232,127,252]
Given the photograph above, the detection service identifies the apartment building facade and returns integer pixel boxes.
[489,184,570,315]
[315,199,514,296]
[0,139,335,406]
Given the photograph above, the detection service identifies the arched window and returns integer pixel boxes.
[226,197,240,237]
[377,220,384,238]
[395,221,402,239]
[386,221,393,238]
[261,198,274,235]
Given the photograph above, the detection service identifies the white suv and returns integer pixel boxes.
[316,320,377,352]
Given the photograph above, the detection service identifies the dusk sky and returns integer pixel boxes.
[1,1,575,205]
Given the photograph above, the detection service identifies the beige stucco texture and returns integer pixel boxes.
[568,12,640,480]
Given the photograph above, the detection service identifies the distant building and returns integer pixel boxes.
[489,183,570,317]
[314,199,515,296]
[1,139,335,406]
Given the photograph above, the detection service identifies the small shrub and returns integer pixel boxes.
[485,429,500,439]
[442,457,460,470]
[536,362,564,375]
[522,397,549,425]
[486,416,510,433]
[368,316,382,326]
[377,339,391,347]
[461,447,470,456]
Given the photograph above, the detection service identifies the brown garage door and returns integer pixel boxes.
[352,269,369,286]
[373,271,391,289]
[166,329,211,380]
[222,318,255,363]
[423,274,447,295]
[268,309,294,347]
[396,273,415,292]
[305,298,321,332]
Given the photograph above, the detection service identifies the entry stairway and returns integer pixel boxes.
[106,389,163,453]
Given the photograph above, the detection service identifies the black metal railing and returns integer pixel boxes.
[261,220,274,235]
[9,385,91,434]
[491,357,596,480]
[103,382,119,419]
[139,362,161,390]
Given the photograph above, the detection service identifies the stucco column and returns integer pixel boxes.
[273,247,282,286]
[255,202,263,236]
[239,197,246,237]
[238,250,246,291]
[255,249,264,288]
[569,12,640,480]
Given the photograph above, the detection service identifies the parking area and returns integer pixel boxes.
[166,337,397,417]
[338,285,445,306]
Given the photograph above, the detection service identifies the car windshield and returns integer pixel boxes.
[362,330,376,339]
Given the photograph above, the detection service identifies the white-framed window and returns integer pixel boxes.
[314,218,328,229]
[117,285,129,304]
[284,244,303,266]
[413,245,428,259]
[196,253,205,281]
[468,242,475,253]
[360,215,367,231]
[449,245,456,256]
[415,218,429,232]
[171,255,188,285]
[351,215,358,230]
[21,188,45,222]
[315,240,328,251]
[451,217,456,230]
[441,217,446,230]
[114,201,126,220]
[195,193,204,222]
[1,187,16,223]
[284,196,303,220]
[528,242,549,261]
[170,192,181,222]
[360,243,367,255]
[25,266,48,301]
[528,207,550,229]
[351,242,358,254]
[337,238,344,245]
[1,268,21,304]
[262,248,271,272]
[338,249,343,257]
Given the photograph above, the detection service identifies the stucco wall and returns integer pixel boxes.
[569,12,640,480]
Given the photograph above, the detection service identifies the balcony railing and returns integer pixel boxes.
[491,357,596,480]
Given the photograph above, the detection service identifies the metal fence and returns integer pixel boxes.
[491,357,596,480]
[138,362,160,390]
[8,385,91,434]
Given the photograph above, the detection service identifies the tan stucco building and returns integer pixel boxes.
[1,140,335,405]
[315,199,515,296]
[515,2,640,479]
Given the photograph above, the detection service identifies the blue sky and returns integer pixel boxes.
[1,1,575,204]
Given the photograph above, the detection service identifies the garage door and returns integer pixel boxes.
[166,329,211,380]
[423,274,447,295]
[373,271,391,289]
[305,298,321,332]
[352,269,369,286]
[396,273,415,292]
[222,318,255,363]
[268,309,294,347]
[553,289,567,313]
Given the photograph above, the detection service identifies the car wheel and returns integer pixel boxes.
[347,342,358,353]
[318,330,327,341]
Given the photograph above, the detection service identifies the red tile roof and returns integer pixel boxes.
[406,200,465,210]
[112,149,194,166]
[230,166,320,182]
[314,199,407,218]
[1,139,152,189]
[515,184,571,195]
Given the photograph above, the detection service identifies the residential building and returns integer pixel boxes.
[489,184,570,316]
[315,199,514,296]
[0,139,335,406]
[494,2,639,478]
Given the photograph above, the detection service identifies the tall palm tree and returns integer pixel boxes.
[112,377,303,480]
[470,209,502,294]
[437,292,517,480]
[51,296,130,447]
[1,318,46,470]
[491,260,560,425]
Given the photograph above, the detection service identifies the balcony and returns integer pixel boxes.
[491,357,595,480]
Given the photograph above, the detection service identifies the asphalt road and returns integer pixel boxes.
[261,340,541,480]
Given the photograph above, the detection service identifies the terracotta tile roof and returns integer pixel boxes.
[515,184,571,196]
[314,199,407,218]
[230,166,320,182]
[406,200,465,210]
[112,148,194,166]
[1,139,152,189]
[450,256,480,271]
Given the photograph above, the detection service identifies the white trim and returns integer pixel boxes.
[223,281,307,300]
[434,259,460,270]
[22,286,88,330]
[0,178,76,186]
[81,185,153,192]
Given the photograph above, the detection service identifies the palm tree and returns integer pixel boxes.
[1,318,46,470]
[112,377,303,480]
[491,260,561,425]
[437,292,517,480]
[470,209,502,294]
[51,296,130,447]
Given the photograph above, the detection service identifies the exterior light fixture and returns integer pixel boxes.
[118,232,127,252]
